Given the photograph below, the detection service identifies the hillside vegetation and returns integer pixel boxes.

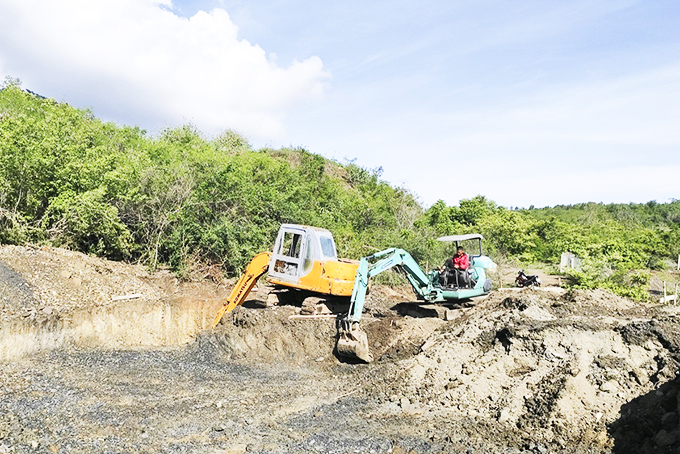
[1,81,678,299]
[0,81,425,275]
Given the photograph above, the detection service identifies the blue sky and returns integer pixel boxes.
[1,0,678,208]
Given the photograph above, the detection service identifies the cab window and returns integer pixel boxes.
[280,232,302,258]
[319,236,336,258]
[302,236,314,273]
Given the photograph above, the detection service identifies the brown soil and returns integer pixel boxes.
[2,245,680,453]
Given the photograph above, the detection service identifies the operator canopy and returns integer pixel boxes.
[436,233,484,242]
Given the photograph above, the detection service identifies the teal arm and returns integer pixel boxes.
[346,248,432,322]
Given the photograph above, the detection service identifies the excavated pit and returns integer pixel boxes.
[0,297,222,361]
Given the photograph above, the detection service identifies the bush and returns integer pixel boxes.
[566,257,650,301]
[42,189,132,259]
[2,81,678,291]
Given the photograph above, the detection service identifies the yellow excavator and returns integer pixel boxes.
[213,224,359,326]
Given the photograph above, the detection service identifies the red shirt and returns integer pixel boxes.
[453,253,469,270]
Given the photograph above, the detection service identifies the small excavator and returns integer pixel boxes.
[336,234,496,362]
[213,224,358,326]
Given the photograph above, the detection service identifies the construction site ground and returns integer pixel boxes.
[2,245,680,453]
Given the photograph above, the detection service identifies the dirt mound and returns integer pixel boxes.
[0,245,165,320]
[205,305,338,365]
[363,288,680,452]
[206,284,445,367]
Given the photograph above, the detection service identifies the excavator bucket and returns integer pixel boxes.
[336,321,373,363]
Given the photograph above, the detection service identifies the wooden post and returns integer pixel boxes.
[664,281,667,303]
[677,254,680,271]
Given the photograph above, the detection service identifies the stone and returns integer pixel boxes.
[661,411,678,428]
[600,380,617,393]
[445,380,458,390]
[445,310,459,321]
[497,408,511,422]
[654,429,675,448]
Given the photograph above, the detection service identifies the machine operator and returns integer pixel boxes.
[440,246,469,288]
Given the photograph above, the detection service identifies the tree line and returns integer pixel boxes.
[1,81,677,299]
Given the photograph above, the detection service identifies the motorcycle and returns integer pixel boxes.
[515,270,541,288]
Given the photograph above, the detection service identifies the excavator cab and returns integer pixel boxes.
[267,224,356,295]
[213,224,358,327]
[269,225,340,283]
[436,234,494,293]
[269,226,306,280]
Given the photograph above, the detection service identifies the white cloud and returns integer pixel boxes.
[0,0,329,139]
[427,64,680,154]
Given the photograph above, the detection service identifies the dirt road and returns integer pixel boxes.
[2,245,680,453]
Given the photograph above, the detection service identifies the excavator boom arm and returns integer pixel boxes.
[338,248,434,362]
[212,251,272,327]
[347,248,432,322]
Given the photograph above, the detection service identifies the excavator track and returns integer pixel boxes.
[300,298,318,315]
[253,284,279,307]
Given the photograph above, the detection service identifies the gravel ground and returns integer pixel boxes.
[0,344,479,454]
